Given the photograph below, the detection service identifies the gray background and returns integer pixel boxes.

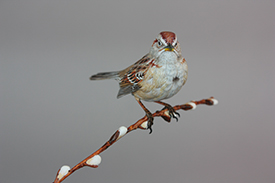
[1,1,274,183]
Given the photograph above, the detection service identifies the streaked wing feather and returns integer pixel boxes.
[117,54,152,97]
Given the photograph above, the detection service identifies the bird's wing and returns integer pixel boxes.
[117,54,154,98]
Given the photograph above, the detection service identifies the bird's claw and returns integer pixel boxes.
[146,113,154,134]
[163,106,180,122]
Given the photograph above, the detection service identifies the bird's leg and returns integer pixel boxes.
[155,101,180,121]
[135,97,154,134]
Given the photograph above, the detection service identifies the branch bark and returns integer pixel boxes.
[53,97,218,183]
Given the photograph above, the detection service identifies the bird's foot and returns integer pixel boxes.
[146,113,154,134]
[162,104,180,122]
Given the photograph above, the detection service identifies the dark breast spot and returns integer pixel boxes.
[173,76,179,82]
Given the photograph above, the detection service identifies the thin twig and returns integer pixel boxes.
[53,97,218,183]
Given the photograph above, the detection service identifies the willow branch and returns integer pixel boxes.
[53,97,218,183]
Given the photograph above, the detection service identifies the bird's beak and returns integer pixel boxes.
[164,43,174,51]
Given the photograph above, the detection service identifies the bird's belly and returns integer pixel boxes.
[134,59,187,102]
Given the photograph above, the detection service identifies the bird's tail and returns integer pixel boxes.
[90,71,120,80]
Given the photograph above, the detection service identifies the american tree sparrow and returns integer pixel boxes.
[90,31,188,133]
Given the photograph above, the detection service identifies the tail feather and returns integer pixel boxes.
[90,71,120,80]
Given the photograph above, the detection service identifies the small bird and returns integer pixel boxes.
[90,31,188,133]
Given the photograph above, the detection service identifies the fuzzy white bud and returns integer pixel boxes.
[211,98,218,105]
[117,126,127,140]
[57,165,70,180]
[164,110,170,116]
[187,102,197,110]
[86,155,102,166]
[141,121,148,129]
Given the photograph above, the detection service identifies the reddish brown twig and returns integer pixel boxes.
[53,97,218,183]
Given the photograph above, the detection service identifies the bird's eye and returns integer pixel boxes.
[157,40,162,47]
[174,42,178,47]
